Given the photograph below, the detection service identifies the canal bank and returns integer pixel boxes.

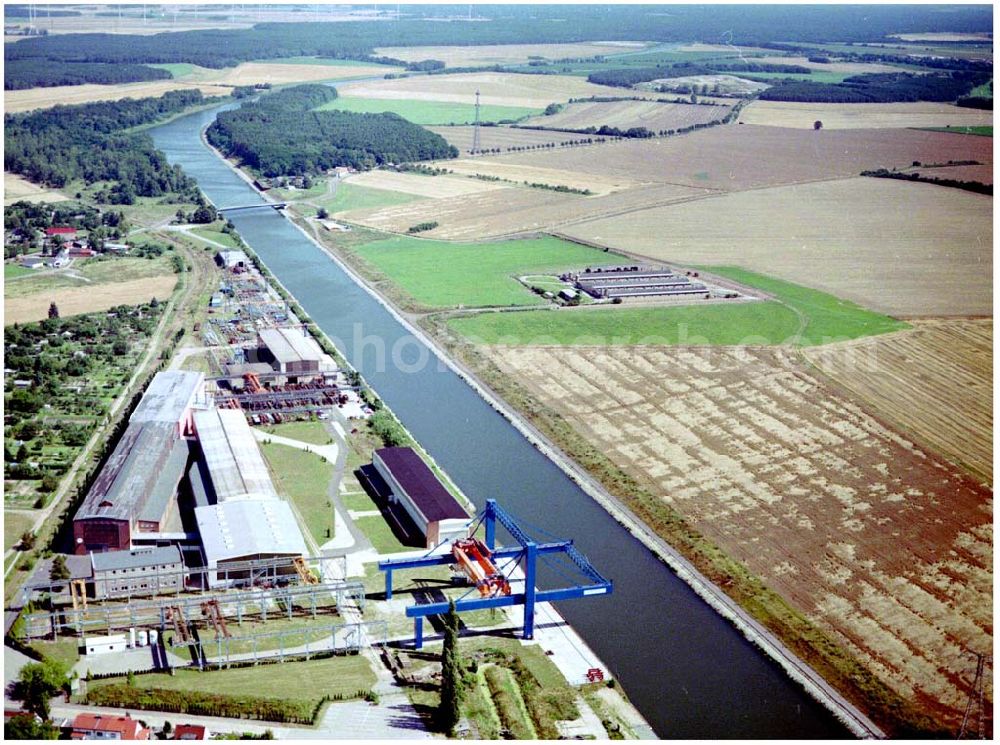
[151,103,856,739]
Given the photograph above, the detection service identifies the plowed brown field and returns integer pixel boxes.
[806,319,992,483]
[488,344,993,729]
[427,126,603,152]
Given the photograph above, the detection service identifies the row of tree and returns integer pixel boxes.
[206,85,457,177]
[4,90,208,199]
[4,59,170,90]
[759,70,991,103]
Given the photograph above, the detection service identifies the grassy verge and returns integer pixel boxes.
[349,234,620,309]
[316,96,540,125]
[190,225,242,249]
[3,512,35,553]
[354,514,412,554]
[260,442,335,545]
[301,182,420,217]
[261,419,332,446]
[5,263,36,279]
[28,637,81,669]
[917,125,993,137]
[485,664,537,739]
[443,340,948,737]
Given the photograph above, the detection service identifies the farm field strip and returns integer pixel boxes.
[4,276,178,325]
[805,319,993,482]
[439,158,641,195]
[373,41,650,66]
[316,95,540,125]
[428,125,609,152]
[562,177,993,317]
[4,172,71,205]
[3,80,232,114]
[486,345,992,726]
[334,72,644,108]
[468,124,994,192]
[343,170,511,198]
[518,99,732,131]
[751,55,907,74]
[739,100,995,130]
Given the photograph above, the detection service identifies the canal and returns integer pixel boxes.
[150,104,850,739]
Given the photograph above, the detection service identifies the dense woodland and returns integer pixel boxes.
[5,59,170,90]
[4,90,209,202]
[206,85,457,176]
[759,71,991,103]
[5,5,991,69]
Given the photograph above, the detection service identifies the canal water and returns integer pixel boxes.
[150,105,850,739]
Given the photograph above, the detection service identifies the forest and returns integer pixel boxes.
[759,71,991,103]
[5,5,991,70]
[206,84,458,176]
[4,90,210,202]
[5,59,170,90]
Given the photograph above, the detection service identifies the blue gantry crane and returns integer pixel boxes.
[378,499,612,648]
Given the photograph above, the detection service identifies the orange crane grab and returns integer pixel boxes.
[452,538,511,598]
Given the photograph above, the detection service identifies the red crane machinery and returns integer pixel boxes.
[243,372,263,393]
[200,599,231,640]
[293,556,318,585]
[451,538,511,598]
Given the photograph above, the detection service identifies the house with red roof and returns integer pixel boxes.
[71,712,150,740]
[172,724,207,739]
[45,226,78,240]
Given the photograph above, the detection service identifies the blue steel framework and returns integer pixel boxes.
[378,499,612,648]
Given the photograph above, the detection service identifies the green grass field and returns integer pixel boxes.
[350,235,621,309]
[316,96,540,125]
[260,442,335,545]
[354,515,412,554]
[147,62,201,79]
[87,654,374,702]
[449,267,906,346]
[261,420,332,446]
[3,511,34,553]
[969,79,992,98]
[190,226,242,249]
[918,125,993,137]
[319,183,421,215]
[740,70,852,84]
[4,263,36,280]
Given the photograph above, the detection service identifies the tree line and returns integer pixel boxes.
[759,70,991,103]
[206,84,457,177]
[5,59,170,90]
[4,89,211,201]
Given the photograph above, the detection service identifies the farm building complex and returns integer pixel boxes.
[564,265,709,300]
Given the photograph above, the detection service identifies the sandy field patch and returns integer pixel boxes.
[335,72,639,108]
[520,99,731,131]
[4,81,231,114]
[752,55,906,74]
[488,344,992,729]
[740,100,994,130]
[440,158,639,196]
[341,182,708,240]
[563,177,992,317]
[199,61,399,86]
[4,172,70,205]
[806,319,992,483]
[905,163,993,184]
[427,126,599,152]
[477,124,992,193]
[891,32,992,42]
[641,74,769,96]
[374,42,649,66]
[343,170,510,198]
[676,42,775,54]
[4,276,178,324]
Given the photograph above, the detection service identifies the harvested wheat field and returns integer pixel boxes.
[489,344,993,729]
[564,177,992,317]
[343,170,510,198]
[4,172,70,205]
[374,41,649,66]
[740,100,994,130]
[335,72,638,108]
[519,99,732,131]
[4,276,178,324]
[4,80,231,114]
[806,319,993,483]
[904,163,994,185]
[428,126,602,152]
[198,61,400,86]
[342,183,706,240]
[441,157,640,195]
[473,124,992,193]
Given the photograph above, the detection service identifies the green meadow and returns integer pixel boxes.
[316,96,540,125]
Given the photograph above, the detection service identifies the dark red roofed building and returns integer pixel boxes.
[172,724,207,739]
[45,226,78,240]
[372,446,470,548]
[71,712,150,739]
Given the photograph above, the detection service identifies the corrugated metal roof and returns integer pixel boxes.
[217,250,250,267]
[193,408,277,502]
[131,371,204,425]
[75,422,177,522]
[90,545,181,572]
[138,438,192,523]
[196,498,308,566]
[374,447,470,524]
[258,327,324,365]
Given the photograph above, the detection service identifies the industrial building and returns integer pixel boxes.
[372,447,470,548]
[567,265,709,300]
[73,371,205,554]
[192,408,277,502]
[215,249,251,270]
[195,498,309,587]
[255,326,335,380]
[91,546,184,600]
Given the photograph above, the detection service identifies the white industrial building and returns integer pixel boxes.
[215,249,251,270]
[256,327,335,378]
[195,498,309,587]
[192,408,277,502]
[90,546,184,599]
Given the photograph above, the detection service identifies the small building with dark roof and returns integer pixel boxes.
[372,447,470,548]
